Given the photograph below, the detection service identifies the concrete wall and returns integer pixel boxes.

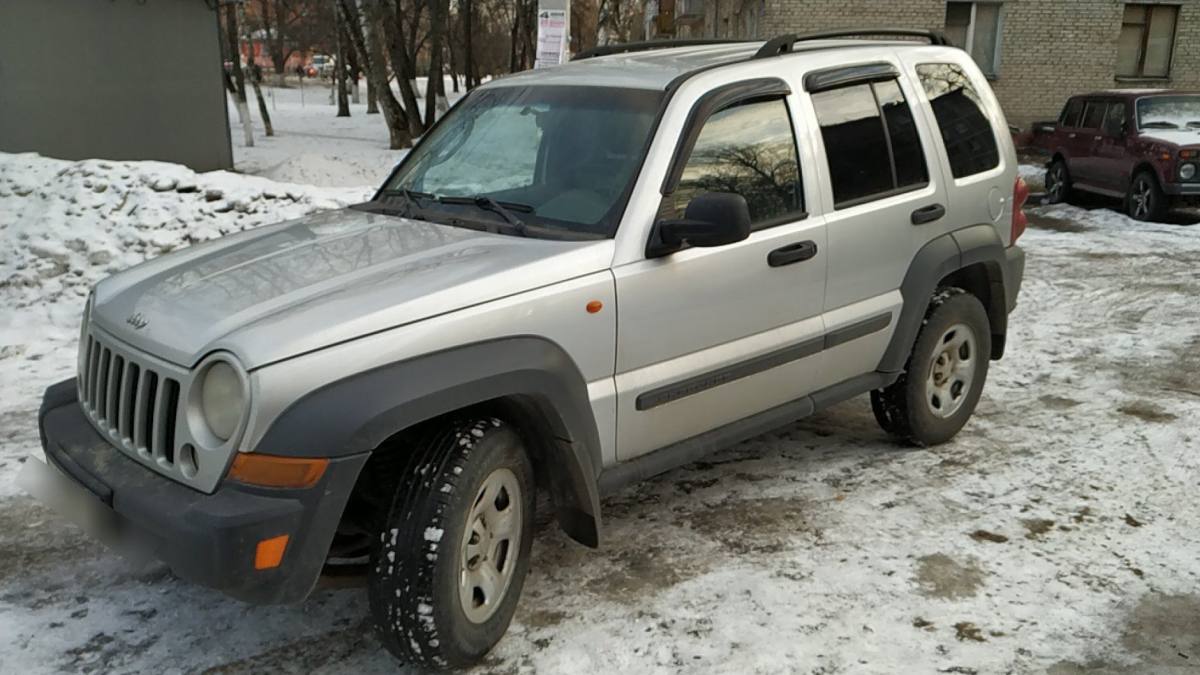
[733,0,1200,129]
[0,0,232,171]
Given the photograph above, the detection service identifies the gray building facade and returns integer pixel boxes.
[0,0,232,171]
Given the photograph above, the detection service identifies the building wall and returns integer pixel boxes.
[755,0,1200,129]
[0,0,232,172]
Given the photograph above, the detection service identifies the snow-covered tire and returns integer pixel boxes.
[368,418,535,670]
[871,288,991,446]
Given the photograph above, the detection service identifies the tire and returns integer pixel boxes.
[368,418,535,670]
[1127,170,1168,222]
[1044,158,1072,204]
[871,288,991,446]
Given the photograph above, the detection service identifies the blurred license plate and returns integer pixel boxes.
[18,455,125,547]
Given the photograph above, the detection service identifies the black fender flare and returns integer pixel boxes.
[253,336,603,547]
[878,224,1013,373]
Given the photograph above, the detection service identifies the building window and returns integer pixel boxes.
[944,2,1003,77]
[1117,4,1179,78]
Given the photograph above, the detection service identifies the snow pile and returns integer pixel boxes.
[0,153,371,336]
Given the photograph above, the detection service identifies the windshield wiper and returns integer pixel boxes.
[438,195,533,237]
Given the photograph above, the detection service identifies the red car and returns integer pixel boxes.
[1044,90,1200,221]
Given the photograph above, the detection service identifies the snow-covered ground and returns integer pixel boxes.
[2,140,1199,673]
[227,76,454,188]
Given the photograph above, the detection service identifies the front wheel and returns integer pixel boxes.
[871,288,991,446]
[1044,158,1071,204]
[368,418,535,670]
[1127,170,1168,222]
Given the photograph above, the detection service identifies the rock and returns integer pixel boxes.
[204,188,224,202]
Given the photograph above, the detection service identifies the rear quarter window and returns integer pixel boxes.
[915,63,1000,179]
[1081,101,1108,129]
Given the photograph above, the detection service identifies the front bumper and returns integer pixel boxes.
[31,379,367,604]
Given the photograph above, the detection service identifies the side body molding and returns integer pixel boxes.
[253,336,604,547]
[878,224,1013,373]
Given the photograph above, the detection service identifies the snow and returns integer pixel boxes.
[1,144,1199,673]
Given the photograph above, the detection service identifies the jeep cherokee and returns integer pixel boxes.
[25,30,1027,670]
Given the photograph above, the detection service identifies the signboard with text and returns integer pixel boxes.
[535,9,568,68]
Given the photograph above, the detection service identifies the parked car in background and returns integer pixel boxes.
[309,53,334,79]
[1044,90,1200,221]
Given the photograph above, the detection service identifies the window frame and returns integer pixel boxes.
[945,1,1005,78]
[659,78,808,232]
[1117,3,1180,79]
[810,77,932,210]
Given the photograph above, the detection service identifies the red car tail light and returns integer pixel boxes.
[1011,176,1030,245]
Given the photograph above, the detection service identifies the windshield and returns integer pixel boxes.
[384,85,663,238]
[1136,96,1200,130]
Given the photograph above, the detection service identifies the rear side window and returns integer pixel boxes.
[668,98,803,228]
[812,80,929,208]
[1103,102,1127,136]
[915,63,1000,179]
[1060,99,1084,128]
[1081,101,1108,129]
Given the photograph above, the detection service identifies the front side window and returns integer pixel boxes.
[916,63,1000,178]
[944,1,1004,77]
[1103,102,1127,136]
[1136,95,1200,130]
[667,98,803,227]
[1118,4,1178,78]
[812,80,929,208]
[387,85,662,237]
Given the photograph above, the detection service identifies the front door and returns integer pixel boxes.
[613,94,827,461]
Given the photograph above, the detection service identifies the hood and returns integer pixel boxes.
[91,209,614,368]
[1137,128,1200,146]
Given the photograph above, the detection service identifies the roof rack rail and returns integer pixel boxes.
[573,39,749,61]
[753,28,950,59]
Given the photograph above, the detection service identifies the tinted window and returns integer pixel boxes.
[1081,101,1108,129]
[812,84,895,205]
[669,98,803,227]
[875,79,929,189]
[1061,99,1084,128]
[916,63,1000,178]
[1103,102,1127,135]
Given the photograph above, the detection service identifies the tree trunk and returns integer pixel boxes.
[463,0,477,88]
[242,4,274,136]
[385,0,425,136]
[339,0,410,148]
[224,4,254,147]
[334,9,351,117]
[366,78,379,113]
[424,0,447,126]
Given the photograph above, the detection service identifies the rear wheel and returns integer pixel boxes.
[368,418,535,670]
[871,288,991,446]
[1045,158,1071,204]
[1127,170,1167,222]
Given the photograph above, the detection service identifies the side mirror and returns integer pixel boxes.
[653,192,751,255]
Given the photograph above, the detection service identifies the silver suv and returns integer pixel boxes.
[28,30,1027,670]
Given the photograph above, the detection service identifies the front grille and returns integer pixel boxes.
[79,332,182,466]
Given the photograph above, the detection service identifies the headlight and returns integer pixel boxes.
[200,360,245,441]
[1181,163,1197,180]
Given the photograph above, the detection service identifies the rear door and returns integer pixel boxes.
[1094,99,1132,192]
[801,60,946,386]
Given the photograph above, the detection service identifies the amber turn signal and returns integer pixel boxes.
[254,534,290,570]
[227,453,328,489]
[586,300,603,314]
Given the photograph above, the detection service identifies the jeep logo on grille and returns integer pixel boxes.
[126,313,148,330]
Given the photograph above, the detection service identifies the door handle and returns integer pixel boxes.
[1094,135,1102,140]
[1068,132,1076,138]
[911,203,946,225]
[768,240,818,267]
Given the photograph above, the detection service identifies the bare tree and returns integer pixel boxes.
[222,2,255,147]
[334,7,351,117]
[241,2,275,136]
[337,0,411,148]
[424,0,449,125]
